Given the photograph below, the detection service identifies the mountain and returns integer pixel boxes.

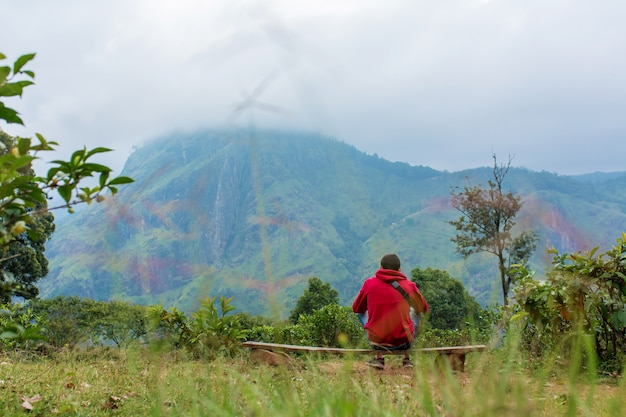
[39,129,626,316]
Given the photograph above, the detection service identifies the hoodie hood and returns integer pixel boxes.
[374,268,407,283]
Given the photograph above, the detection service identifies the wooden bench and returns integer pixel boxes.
[242,341,487,372]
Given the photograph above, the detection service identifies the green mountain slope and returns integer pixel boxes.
[39,130,626,316]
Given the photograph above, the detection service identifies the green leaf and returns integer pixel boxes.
[0,66,10,81]
[58,185,73,203]
[70,148,87,165]
[14,80,34,88]
[0,323,24,339]
[86,147,113,157]
[0,329,20,339]
[108,176,134,185]
[26,228,43,242]
[21,326,45,341]
[13,53,36,75]
[0,83,25,97]
[99,171,110,189]
[49,159,72,168]
[1,154,34,171]
[611,310,626,329]
[0,104,24,124]
[17,137,31,156]
[79,162,112,173]
[46,166,61,181]
[31,133,57,151]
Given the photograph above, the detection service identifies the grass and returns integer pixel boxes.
[0,344,624,416]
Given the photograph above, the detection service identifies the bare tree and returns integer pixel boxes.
[449,154,537,306]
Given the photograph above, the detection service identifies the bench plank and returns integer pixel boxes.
[242,341,487,355]
[243,341,487,371]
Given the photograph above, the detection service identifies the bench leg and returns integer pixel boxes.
[436,352,466,372]
[250,348,291,366]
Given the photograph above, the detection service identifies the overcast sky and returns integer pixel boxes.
[2,0,626,176]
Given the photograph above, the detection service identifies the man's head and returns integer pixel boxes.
[380,254,401,271]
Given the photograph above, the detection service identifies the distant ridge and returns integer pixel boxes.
[40,129,626,316]
[571,171,626,184]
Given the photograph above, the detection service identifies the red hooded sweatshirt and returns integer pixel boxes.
[352,268,428,346]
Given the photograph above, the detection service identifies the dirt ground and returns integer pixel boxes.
[250,348,622,399]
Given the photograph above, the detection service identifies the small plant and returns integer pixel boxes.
[148,296,247,358]
[147,305,192,349]
[0,303,44,349]
[189,296,248,357]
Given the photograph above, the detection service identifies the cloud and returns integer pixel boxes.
[2,0,626,175]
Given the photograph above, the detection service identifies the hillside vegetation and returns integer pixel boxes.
[40,129,626,316]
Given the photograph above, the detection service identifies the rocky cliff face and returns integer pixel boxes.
[40,129,626,316]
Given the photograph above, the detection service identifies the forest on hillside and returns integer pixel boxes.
[39,130,626,316]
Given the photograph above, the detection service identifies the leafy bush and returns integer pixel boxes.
[297,304,364,347]
[246,325,279,343]
[148,296,247,358]
[513,233,626,370]
[0,303,44,350]
[277,323,311,345]
[411,266,487,331]
[244,305,365,348]
[189,296,247,357]
[28,297,91,348]
[233,312,276,329]
[417,327,489,348]
[91,301,147,348]
[30,296,148,348]
[147,305,190,349]
[289,277,339,324]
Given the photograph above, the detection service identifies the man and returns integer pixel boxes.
[352,253,428,369]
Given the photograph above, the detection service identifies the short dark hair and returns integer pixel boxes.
[380,254,401,271]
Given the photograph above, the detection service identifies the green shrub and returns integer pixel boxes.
[30,296,148,348]
[233,312,276,330]
[189,296,247,357]
[277,323,310,345]
[0,303,44,350]
[289,277,339,323]
[297,304,365,347]
[243,305,364,347]
[246,325,278,343]
[148,296,247,358]
[513,234,626,371]
[411,266,488,331]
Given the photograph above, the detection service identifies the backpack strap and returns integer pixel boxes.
[390,280,418,342]
[390,280,411,305]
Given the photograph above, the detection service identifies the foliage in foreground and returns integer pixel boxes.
[1,51,133,311]
[514,232,626,370]
[0,329,624,417]
[4,234,626,377]
[0,302,43,348]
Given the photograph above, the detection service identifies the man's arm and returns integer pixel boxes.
[352,288,368,314]
[409,285,429,314]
